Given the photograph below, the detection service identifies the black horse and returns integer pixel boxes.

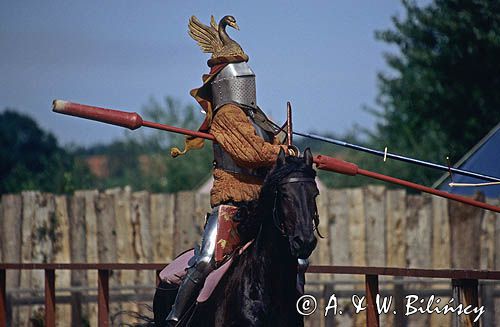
[153,148,320,326]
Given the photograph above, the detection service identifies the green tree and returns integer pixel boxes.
[137,96,212,192]
[369,0,500,185]
[82,97,212,193]
[0,109,94,194]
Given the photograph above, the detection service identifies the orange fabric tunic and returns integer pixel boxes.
[209,103,286,207]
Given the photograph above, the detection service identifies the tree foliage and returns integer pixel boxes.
[81,97,212,193]
[0,109,94,194]
[368,0,500,185]
[1,97,212,194]
[138,96,212,192]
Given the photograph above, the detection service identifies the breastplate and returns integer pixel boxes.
[213,111,274,179]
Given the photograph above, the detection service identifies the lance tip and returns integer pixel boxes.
[52,99,68,113]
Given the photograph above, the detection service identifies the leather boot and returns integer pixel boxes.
[153,282,179,326]
[165,267,205,325]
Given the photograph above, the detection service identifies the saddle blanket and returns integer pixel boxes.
[159,241,253,303]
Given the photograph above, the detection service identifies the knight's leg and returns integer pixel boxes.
[153,282,179,325]
[297,258,309,294]
[165,209,219,325]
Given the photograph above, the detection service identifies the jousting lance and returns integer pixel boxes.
[52,99,500,214]
[293,131,500,183]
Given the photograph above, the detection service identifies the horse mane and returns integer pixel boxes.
[237,155,317,242]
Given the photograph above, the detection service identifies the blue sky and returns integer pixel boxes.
[1,1,419,146]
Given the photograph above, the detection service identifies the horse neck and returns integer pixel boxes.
[253,208,298,294]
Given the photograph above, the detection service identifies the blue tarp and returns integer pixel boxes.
[438,125,500,198]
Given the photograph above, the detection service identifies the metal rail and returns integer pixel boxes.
[1,263,498,327]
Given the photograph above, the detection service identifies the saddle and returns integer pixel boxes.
[159,241,253,303]
[159,205,252,303]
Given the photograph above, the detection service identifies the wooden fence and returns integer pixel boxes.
[0,186,499,326]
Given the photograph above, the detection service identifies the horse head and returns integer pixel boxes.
[262,147,319,259]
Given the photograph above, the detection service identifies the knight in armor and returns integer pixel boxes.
[164,15,308,325]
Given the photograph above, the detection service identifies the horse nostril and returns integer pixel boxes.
[292,236,303,250]
[303,237,317,256]
[291,235,318,258]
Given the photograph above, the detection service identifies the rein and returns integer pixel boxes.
[279,177,316,185]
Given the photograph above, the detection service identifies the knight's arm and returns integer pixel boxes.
[210,104,287,168]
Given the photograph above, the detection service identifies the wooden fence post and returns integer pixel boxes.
[54,195,72,324]
[77,190,99,325]
[0,194,22,325]
[452,279,480,327]
[449,193,484,327]
[329,189,353,327]
[151,193,176,263]
[69,194,87,326]
[98,269,110,327]
[348,187,366,327]
[107,187,133,322]
[132,191,154,287]
[364,186,387,326]
[365,274,380,327]
[44,269,55,327]
[174,192,198,255]
[364,186,386,267]
[0,269,6,327]
[386,190,407,327]
[406,194,432,326]
[449,193,484,269]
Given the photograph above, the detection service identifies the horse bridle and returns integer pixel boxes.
[272,176,317,237]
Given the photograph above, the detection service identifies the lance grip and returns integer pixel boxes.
[52,100,144,130]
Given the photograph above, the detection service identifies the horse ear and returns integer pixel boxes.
[304,147,313,167]
[277,147,286,166]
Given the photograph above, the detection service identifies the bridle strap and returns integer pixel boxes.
[279,177,315,185]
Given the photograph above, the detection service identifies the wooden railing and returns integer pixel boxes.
[1,263,499,327]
